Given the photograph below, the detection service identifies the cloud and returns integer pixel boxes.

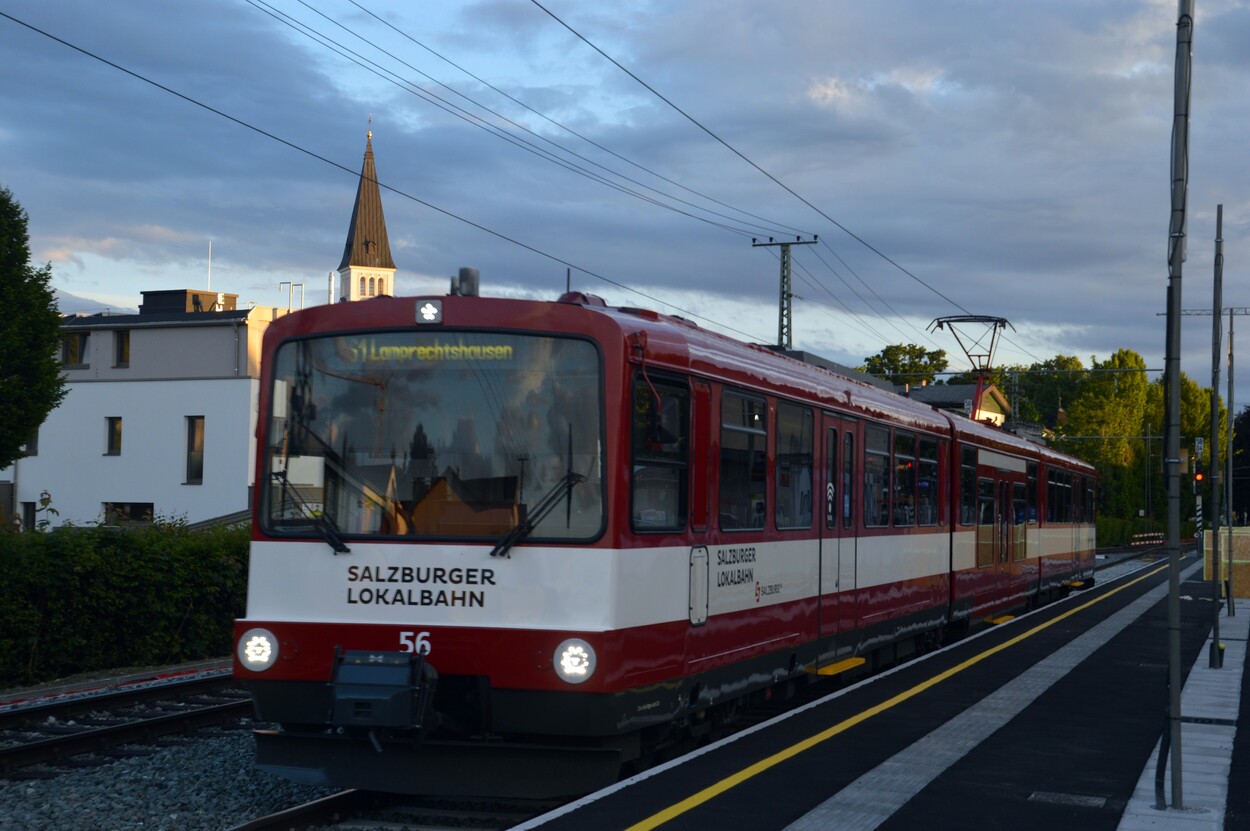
[2,0,1244,403]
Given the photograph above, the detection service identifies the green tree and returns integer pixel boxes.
[1059,350,1149,519]
[1016,354,1087,427]
[945,365,1013,389]
[1061,350,1148,463]
[0,186,66,469]
[861,344,948,387]
[1139,370,1226,523]
[1231,406,1250,524]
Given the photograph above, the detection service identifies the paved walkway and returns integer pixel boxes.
[1118,600,1247,829]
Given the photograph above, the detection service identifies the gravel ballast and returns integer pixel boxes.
[0,732,331,831]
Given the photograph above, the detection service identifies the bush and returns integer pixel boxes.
[0,523,248,687]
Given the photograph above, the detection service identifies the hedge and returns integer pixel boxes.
[0,523,249,688]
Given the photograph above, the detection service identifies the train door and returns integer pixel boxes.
[974,475,1008,608]
[976,468,1026,612]
[1000,476,1030,606]
[688,381,712,626]
[820,414,856,650]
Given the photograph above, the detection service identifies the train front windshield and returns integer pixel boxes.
[263,331,604,543]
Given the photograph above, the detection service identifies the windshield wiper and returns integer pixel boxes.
[272,469,352,555]
[489,471,585,559]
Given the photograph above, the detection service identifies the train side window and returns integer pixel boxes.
[863,424,891,528]
[719,391,767,531]
[776,402,813,529]
[843,432,855,529]
[960,446,977,525]
[892,430,916,526]
[917,436,939,526]
[1046,470,1056,522]
[631,376,689,532]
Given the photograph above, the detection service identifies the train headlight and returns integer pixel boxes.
[237,628,279,672]
[554,638,596,684]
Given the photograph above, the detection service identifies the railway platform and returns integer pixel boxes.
[519,556,1247,830]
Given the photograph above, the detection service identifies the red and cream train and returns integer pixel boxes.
[233,280,1096,796]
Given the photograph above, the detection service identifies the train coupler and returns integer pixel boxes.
[328,650,438,734]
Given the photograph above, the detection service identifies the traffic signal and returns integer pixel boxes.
[1195,469,1205,483]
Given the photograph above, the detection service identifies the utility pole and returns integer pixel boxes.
[1208,204,1223,667]
[1160,0,1194,811]
[1179,302,1245,619]
[1229,305,1237,616]
[752,236,817,349]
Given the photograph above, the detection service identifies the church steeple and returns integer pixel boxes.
[338,129,396,301]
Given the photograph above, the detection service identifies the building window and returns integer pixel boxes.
[186,416,205,484]
[114,330,130,367]
[103,502,154,525]
[105,416,122,456]
[377,278,386,295]
[359,276,365,297]
[61,332,89,366]
[21,502,36,531]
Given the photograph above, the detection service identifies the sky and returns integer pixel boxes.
[2,0,1248,410]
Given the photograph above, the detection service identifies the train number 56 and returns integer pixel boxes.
[399,631,432,655]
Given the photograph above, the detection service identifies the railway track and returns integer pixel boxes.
[0,671,251,778]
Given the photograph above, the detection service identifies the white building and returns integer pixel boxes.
[1,132,395,528]
[2,289,284,527]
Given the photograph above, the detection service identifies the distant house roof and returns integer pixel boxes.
[338,131,396,272]
[60,309,254,329]
[908,383,1011,419]
[59,289,260,329]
